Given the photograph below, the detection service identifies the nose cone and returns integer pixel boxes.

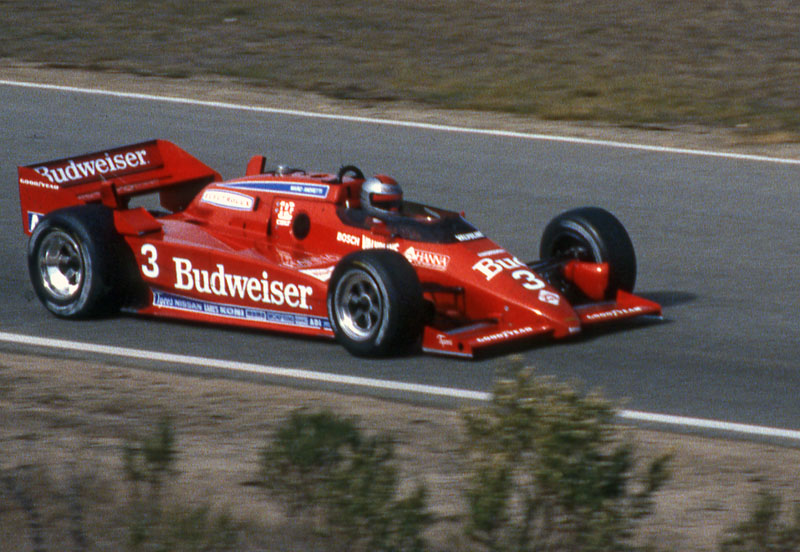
[466,251,581,338]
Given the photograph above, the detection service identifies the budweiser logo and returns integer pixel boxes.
[172,257,313,311]
[34,149,151,185]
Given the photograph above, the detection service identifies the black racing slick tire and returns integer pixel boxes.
[539,206,637,298]
[327,250,424,357]
[27,205,125,318]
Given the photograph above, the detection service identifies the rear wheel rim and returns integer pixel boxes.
[37,229,84,301]
[333,269,383,341]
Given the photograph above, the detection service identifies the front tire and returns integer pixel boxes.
[327,250,423,357]
[28,205,123,318]
[539,206,637,299]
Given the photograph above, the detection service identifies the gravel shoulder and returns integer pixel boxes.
[2,352,800,551]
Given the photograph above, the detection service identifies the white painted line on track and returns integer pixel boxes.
[3,78,800,166]
[2,330,800,442]
[0,331,489,401]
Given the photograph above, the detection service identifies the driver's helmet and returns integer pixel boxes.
[360,175,403,214]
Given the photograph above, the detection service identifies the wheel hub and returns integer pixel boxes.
[335,270,382,341]
[38,230,83,300]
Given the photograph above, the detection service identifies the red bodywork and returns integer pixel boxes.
[18,140,661,357]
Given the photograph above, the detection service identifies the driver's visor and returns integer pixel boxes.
[370,192,402,210]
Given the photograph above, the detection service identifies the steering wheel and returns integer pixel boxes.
[337,165,365,182]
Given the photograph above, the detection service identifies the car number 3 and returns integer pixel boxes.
[140,244,160,278]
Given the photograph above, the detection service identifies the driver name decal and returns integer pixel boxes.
[224,181,329,198]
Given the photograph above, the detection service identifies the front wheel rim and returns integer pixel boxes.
[333,269,383,341]
[37,229,84,301]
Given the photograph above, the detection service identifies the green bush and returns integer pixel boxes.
[462,365,670,552]
[261,409,431,551]
[260,409,361,513]
[123,417,239,551]
[123,416,176,491]
[720,489,800,551]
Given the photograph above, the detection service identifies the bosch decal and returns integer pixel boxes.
[337,231,360,247]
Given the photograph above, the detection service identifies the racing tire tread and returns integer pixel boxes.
[539,206,637,298]
[27,204,127,318]
[327,249,424,357]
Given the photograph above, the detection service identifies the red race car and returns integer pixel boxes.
[18,140,661,358]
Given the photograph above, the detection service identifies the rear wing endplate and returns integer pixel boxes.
[18,140,221,235]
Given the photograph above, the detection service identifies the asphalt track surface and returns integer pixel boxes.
[1,81,798,434]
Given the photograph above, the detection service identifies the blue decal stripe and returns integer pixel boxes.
[222,181,329,198]
[152,290,332,331]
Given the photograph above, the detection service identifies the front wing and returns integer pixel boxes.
[421,290,661,357]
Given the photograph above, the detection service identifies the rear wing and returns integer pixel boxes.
[18,140,221,235]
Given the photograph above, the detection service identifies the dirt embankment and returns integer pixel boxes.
[2,352,800,551]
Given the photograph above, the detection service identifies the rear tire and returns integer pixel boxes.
[327,250,423,357]
[28,205,124,318]
[539,206,636,298]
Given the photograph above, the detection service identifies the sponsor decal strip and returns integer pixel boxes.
[152,290,331,331]
[2,330,799,441]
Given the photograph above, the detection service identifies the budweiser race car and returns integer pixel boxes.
[18,140,661,358]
